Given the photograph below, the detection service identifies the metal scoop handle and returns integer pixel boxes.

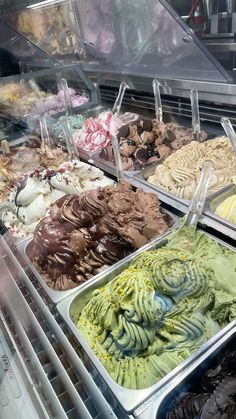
[152,79,163,123]
[112,135,124,182]
[185,160,214,227]
[112,81,129,115]
[61,117,79,159]
[221,117,236,155]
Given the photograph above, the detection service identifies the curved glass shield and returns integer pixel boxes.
[77,0,231,82]
[0,21,57,75]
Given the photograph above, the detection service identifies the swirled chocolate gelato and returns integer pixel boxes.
[165,346,236,419]
[29,181,173,290]
[100,118,207,171]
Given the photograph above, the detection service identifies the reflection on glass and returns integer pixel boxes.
[10,2,79,56]
[77,0,115,55]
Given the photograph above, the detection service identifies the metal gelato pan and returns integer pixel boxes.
[57,230,235,413]
[134,321,236,418]
[16,207,179,304]
[204,184,236,240]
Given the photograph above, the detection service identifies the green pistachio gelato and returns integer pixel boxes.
[77,227,236,390]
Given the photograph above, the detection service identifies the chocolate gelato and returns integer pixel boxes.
[29,182,173,290]
[166,347,236,419]
[100,118,207,171]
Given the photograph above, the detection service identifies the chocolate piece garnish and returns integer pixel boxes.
[135,147,149,162]
[166,129,176,142]
[118,125,129,138]
[142,119,153,132]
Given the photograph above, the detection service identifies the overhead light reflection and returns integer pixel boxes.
[27,0,65,10]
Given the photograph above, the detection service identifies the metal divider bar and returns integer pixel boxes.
[1,237,119,419]
[0,310,52,419]
[0,307,68,419]
[0,258,93,419]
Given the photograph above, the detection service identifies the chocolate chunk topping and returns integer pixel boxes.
[166,129,176,142]
[142,119,153,132]
[135,148,149,162]
[118,125,130,138]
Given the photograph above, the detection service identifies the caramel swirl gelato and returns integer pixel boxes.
[148,137,236,199]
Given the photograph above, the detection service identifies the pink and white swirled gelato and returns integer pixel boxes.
[73,111,137,152]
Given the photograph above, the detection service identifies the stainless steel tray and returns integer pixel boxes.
[79,151,138,180]
[57,229,235,413]
[134,321,236,418]
[17,207,179,304]
[204,184,236,240]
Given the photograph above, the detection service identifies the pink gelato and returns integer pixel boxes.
[30,88,88,118]
[73,111,128,152]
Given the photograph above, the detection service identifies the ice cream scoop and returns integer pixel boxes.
[215,195,236,224]
[165,345,236,419]
[0,141,69,201]
[76,226,236,390]
[49,114,86,145]
[73,111,127,152]
[29,88,88,118]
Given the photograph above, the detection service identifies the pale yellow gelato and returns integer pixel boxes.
[215,176,236,224]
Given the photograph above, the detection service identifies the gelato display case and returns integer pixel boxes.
[0,64,98,130]
[0,1,236,419]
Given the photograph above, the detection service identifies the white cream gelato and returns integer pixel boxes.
[0,160,114,237]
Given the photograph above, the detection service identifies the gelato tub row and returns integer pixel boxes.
[1,111,235,414]
[2,91,236,228]
[49,111,236,225]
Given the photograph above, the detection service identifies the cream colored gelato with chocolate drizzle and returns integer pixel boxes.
[148,137,236,199]
[0,161,114,237]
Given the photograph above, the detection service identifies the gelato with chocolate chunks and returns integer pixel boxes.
[101,118,207,171]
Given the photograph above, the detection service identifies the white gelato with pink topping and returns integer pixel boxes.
[73,111,137,152]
